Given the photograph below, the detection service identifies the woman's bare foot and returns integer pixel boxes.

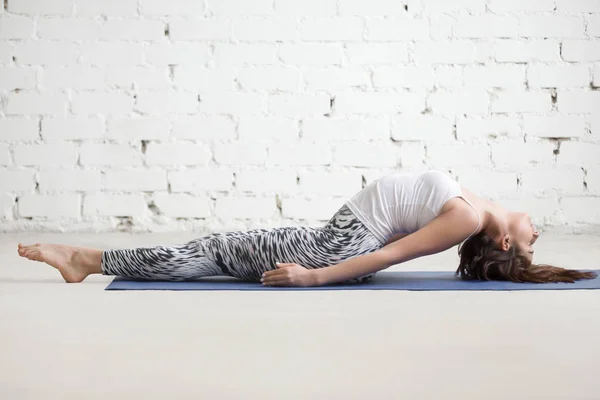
[17,242,93,283]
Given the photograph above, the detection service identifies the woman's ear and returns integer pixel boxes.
[501,234,511,251]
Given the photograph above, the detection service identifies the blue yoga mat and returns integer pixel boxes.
[105,270,600,291]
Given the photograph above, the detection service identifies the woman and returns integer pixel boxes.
[16,170,596,286]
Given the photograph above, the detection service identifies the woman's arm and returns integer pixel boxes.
[312,206,479,286]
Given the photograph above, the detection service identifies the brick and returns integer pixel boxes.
[556,0,600,11]
[435,66,463,89]
[237,67,302,91]
[5,92,68,115]
[414,42,476,64]
[519,16,585,38]
[365,17,429,41]
[13,41,78,65]
[299,171,362,196]
[428,91,489,115]
[488,0,554,12]
[80,144,143,166]
[236,169,297,193]
[279,44,343,65]
[454,168,517,199]
[215,196,277,219]
[562,41,600,62]
[589,16,600,37]
[76,0,138,16]
[495,40,559,62]
[0,193,15,219]
[523,116,586,138]
[135,91,198,114]
[38,169,101,192]
[391,115,454,142]
[456,116,521,141]
[0,15,35,39]
[72,92,134,115]
[422,0,484,12]
[198,93,265,115]
[153,193,211,218]
[238,118,298,140]
[491,92,551,113]
[304,67,370,91]
[562,197,600,225]
[19,195,80,218]
[100,19,165,41]
[145,43,211,65]
[107,118,170,141]
[527,65,590,88]
[587,168,600,194]
[336,92,425,114]
[37,17,101,40]
[274,0,337,16]
[0,118,39,140]
[168,18,231,40]
[171,116,236,140]
[338,0,407,15]
[13,143,77,166]
[104,169,167,192]
[145,143,211,166]
[302,117,389,142]
[492,141,555,168]
[0,169,35,191]
[0,144,10,165]
[346,43,408,65]
[105,66,170,90]
[42,117,104,140]
[213,43,277,66]
[373,66,434,89]
[8,0,72,15]
[140,0,205,15]
[558,91,600,113]
[41,66,105,90]
[427,144,490,167]
[83,194,146,217]
[0,42,14,63]
[558,142,600,166]
[300,17,363,41]
[454,16,518,38]
[173,65,234,92]
[80,43,145,65]
[0,67,36,90]
[268,93,330,117]
[333,142,397,167]
[169,169,234,192]
[213,143,267,165]
[208,0,273,15]
[463,65,525,88]
[521,166,585,196]
[234,18,297,41]
[268,142,332,165]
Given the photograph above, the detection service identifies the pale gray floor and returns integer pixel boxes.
[1,232,599,400]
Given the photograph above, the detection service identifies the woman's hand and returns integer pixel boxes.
[261,262,318,287]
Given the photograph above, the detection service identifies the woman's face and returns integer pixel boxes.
[509,213,540,263]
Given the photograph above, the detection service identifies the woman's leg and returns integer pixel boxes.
[104,204,383,283]
[19,204,384,284]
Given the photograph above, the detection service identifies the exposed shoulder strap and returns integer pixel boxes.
[457,196,481,240]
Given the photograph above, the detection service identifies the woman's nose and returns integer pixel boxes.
[533,225,539,236]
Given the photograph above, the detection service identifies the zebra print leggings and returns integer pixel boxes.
[101,204,385,284]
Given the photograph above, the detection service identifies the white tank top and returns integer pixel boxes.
[345,170,480,245]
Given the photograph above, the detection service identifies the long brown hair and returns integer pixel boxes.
[456,231,597,283]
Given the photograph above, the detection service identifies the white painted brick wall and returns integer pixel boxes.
[0,0,598,233]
